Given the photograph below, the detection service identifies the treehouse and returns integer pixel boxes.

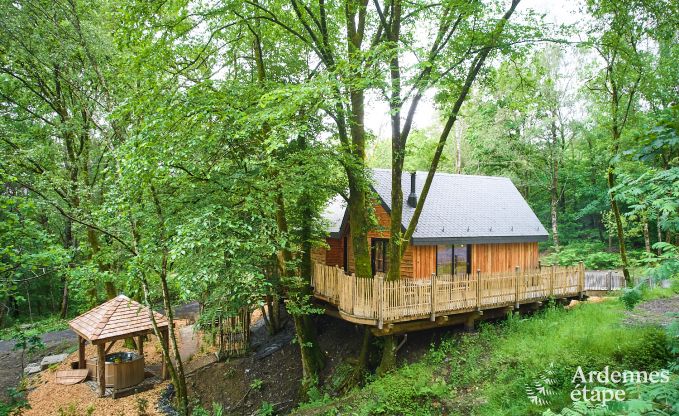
[312,169,586,335]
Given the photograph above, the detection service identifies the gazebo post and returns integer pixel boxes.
[161,328,169,380]
[137,335,144,356]
[97,343,106,397]
[78,336,85,369]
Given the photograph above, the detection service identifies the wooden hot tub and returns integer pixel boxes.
[86,352,145,389]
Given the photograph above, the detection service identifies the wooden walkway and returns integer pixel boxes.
[312,263,620,332]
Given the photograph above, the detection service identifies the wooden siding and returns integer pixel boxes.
[411,245,436,278]
[471,242,538,273]
[320,202,539,278]
[325,238,344,268]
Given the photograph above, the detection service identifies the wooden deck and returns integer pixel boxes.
[313,263,595,331]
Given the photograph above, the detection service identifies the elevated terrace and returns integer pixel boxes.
[312,263,623,335]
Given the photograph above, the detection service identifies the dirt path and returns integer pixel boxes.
[178,324,199,362]
[625,294,679,327]
[0,329,77,353]
[0,329,77,400]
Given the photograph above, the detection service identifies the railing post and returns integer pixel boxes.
[430,273,437,322]
[550,265,555,297]
[376,274,384,329]
[578,262,585,298]
[476,269,481,311]
[514,266,520,309]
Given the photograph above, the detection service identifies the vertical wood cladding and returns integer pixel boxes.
[324,238,344,268]
[320,202,539,278]
[471,242,539,273]
[411,245,436,278]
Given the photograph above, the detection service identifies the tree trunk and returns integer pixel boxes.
[60,219,74,319]
[607,168,631,285]
[149,187,189,415]
[455,121,463,174]
[158,253,189,415]
[347,173,372,279]
[274,189,324,398]
[60,277,69,318]
[293,314,324,397]
[377,335,397,376]
[643,215,651,253]
[656,217,662,255]
[550,121,560,250]
[86,228,117,299]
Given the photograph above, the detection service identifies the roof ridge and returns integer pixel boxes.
[370,168,509,181]
[91,297,122,340]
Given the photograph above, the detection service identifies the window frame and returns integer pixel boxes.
[436,244,471,275]
[371,238,389,275]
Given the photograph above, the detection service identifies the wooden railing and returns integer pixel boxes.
[313,262,585,327]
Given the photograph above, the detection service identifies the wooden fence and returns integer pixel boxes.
[584,271,625,291]
[313,262,585,328]
[216,308,250,358]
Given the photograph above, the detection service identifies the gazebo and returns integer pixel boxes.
[69,295,170,397]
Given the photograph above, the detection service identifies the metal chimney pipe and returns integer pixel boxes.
[407,172,417,207]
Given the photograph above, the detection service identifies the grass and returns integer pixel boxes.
[295,289,677,416]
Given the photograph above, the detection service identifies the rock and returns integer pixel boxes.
[40,353,69,370]
[565,300,580,310]
[24,362,42,375]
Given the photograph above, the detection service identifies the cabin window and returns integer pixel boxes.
[371,239,389,275]
[436,244,470,275]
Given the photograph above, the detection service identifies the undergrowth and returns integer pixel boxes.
[0,315,68,341]
[295,287,678,416]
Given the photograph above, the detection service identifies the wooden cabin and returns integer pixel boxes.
[313,169,548,277]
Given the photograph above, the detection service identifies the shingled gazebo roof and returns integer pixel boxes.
[69,295,169,345]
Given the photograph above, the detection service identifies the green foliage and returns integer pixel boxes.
[613,328,671,370]
[637,243,679,282]
[0,387,30,416]
[250,378,264,391]
[10,326,44,369]
[0,315,67,341]
[620,289,643,310]
[257,402,275,416]
[544,373,679,415]
[190,402,224,416]
[56,403,95,416]
[135,398,148,416]
[542,243,623,269]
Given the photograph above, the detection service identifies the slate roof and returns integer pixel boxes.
[322,195,347,238]
[326,169,548,244]
[69,295,168,344]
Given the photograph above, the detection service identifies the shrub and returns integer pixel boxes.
[583,252,623,270]
[613,327,672,370]
[620,288,642,310]
[542,242,622,269]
